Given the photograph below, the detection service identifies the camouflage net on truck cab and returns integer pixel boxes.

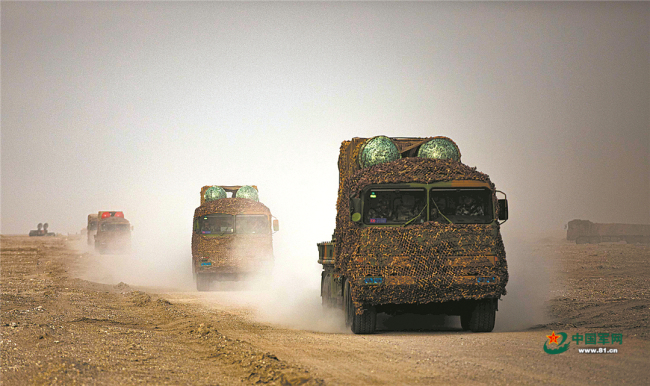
[192,198,273,272]
[194,197,270,218]
[335,141,508,313]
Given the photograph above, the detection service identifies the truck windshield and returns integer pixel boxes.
[88,221,97,231]
[430,188,493,224]
[199,214,234,234]
[236,215,269,234]
[363,188,426,225]
[100,223,130,232]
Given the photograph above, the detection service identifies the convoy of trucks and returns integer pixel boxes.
[318,136,509,334]
[54,133,650,336]
[191,185,278,291]
[567,219,650,244]
[94,211,132,254]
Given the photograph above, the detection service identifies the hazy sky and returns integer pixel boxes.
[2,1,649,253]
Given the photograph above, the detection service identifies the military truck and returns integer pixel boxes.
[28,223,55,237]
[192,185,279,291]
[94,211,132,254]
[567,219,650,244]
[87,214,99,245]
[318,136,509,334]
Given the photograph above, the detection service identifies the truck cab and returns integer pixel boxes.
[94,211,132,254]
[320,136,509,334]
[192,185,278,291]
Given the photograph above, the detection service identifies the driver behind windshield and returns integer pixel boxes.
[367,197,393,222]
[456,195,485,216]
[395,195,425,223]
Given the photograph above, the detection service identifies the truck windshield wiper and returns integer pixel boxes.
[403,205,427,227]
[430,199,453,224]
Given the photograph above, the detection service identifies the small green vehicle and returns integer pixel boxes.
[319,136,509,334]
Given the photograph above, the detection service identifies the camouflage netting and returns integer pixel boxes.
[192,198,273,273]
[358,136,401,168]
[204,186,227,202]
[417,137,462,162]
[192,232,274,273]
[194,197,270,218]
[334,148,508,314]
[235,185,259,202]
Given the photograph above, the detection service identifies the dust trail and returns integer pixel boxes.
[209,233,348,333]
[70,230,195,291]
[495,231,555,331]
[68,222,553,334]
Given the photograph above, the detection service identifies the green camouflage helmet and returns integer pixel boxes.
[236,185,259,201]
[417,137,461,162]
[359,136,401,168]
[204,186,227,202]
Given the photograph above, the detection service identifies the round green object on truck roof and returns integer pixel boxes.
[417,137,461,162]
[204,186,227,202]
[359,136,401,168]
[236,185,259,201]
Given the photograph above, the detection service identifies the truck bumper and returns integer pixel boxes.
[352,275,507,307]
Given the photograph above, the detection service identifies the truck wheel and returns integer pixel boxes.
[344,279,376,334]
[321,273,333,308]
[469,299,496,332]
[196,274,211,292]
[460,312,471,331]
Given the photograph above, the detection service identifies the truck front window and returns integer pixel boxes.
[363,188,426,225]
[236,215,269,234]
[199,214,234,234]
[430,188,493,224]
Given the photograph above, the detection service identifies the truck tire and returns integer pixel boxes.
[460,312,471,331]
[344,279,376,334]
[469,299,496,332]
[321,273,334,308]
[576,236,589,244]
[196,274,211,292]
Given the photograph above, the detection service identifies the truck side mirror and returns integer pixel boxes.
[273,219,279,232]
[498,199,508,222]
[350,198,362,222]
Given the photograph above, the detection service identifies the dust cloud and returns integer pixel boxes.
[494,232,555,332]
[69,205,349,333]
[68,204,560,334]
[71,226,195,292]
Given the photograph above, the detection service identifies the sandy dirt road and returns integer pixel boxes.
[2,235,649,385]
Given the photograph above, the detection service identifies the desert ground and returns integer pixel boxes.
[2,235,649,385]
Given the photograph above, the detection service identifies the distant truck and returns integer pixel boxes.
[567,219,650,244]
[318,136,509,334]
[192,185,278,291]
[87,214,99,245]
[28,223,55,237]
[94,211,132,254]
